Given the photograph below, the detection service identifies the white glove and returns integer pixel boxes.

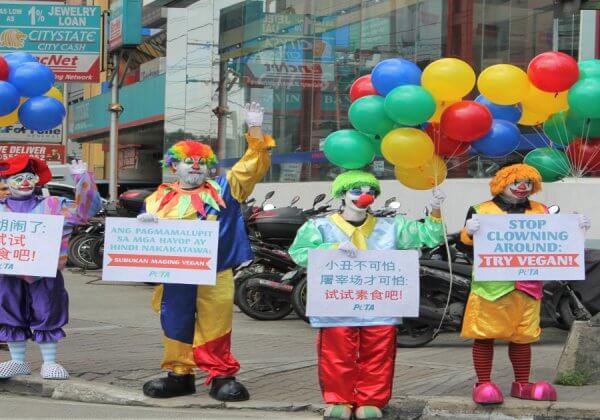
[137,213,158,223]
[243,102,264,128]
[69,160,88,175]
[338,241,358,258]
[579,214,591,231]
[465,218,480,236]
[429,188,446,210]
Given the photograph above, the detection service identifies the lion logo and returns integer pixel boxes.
[0,29,27,48]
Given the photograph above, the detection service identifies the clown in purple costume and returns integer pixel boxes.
[0,154,101,380]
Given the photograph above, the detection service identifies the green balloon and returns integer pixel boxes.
[568,78,600,119]
[524,148,570,182]
[348,95,395,138]
[323,129,375,169]
[565,110,600,138]
[368,135,383,157]
[384,85,436,126]
[579,59,600,80]
[543,112,575,146]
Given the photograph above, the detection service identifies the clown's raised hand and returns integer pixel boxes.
[69,160,88,176]
[429,188,446,210]
[338,241,358,258]
[578,214,591,231]
[243,102,264,128]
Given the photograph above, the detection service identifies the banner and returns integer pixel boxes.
[0,123,62,143]
[102,218,219,285]
[306,249,419,318]
[0,143,64,163]
[0,212,64,277]
[473,214,585,281]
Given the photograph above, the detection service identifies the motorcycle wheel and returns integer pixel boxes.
[90,237,104,269]
[558,295,577,330]
[235,272,294,321]
[68,234,102,269]
[396,297,437,348]
[291,277,309,323]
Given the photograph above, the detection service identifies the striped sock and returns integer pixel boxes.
[473,339,494,383]
[509,342,531,384]
[8,341,27,363]
[38,342,57,364]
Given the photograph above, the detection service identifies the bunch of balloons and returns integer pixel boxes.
[0,52,66,131]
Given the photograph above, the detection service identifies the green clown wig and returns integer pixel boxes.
[331,170,381,198]
[162,140,218,169]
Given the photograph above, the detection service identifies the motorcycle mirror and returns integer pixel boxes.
[388,201,401,210]
[265,191,275,200]
[313,193,326,206]
[548,205,560,214]
[246,198,256,205]
[384,197,396,207]
[263,203,275,211]
[290,196,300,206]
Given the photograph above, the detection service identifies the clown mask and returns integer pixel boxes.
[7,172,38,198]
[173,157,208,189]
[501,179,533,203]
[343,186,376,220]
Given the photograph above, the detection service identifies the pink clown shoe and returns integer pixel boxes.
[510,381,557,401]
[472,382,504,405]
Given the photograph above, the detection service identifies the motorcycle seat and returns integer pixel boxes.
[421,259,473,277]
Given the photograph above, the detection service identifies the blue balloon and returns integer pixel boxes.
[471,120,520,157]
[475,95,522,124]
[0,81,20,116]
[8,62,55,97]
[371,58,422,95]
[4,52,37,74]
[19,96,65,131]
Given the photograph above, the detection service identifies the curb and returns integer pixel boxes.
[2,376,600,419]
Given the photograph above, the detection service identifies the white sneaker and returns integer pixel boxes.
[0,360,31,378]
[40,362,69,380]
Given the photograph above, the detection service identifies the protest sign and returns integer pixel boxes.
[102,218,219,285]
[306,249,419,317]
[473,214,585,281]
[0,213,64,277]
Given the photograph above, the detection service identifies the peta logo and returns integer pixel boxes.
[0,29,26,48]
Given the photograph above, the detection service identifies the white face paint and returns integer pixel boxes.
[501,179,533,203]
[172,156,208,189]
[341,186,376,222]
[7,172,38,198]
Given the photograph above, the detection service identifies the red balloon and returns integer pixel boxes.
[349,75,378,102]
[440,101,493,142]
[425,123,470,157]
[0,57,8,81]
[566,138,600,173]
[528,51,579,92]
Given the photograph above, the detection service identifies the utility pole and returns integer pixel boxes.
[108,52,123,202]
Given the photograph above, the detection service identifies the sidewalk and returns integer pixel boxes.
[1,269,599,419]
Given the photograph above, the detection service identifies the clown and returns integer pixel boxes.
[0,155,101,380]
[460,163,591,404]
[139,102,275,400]
[289,171,446,420]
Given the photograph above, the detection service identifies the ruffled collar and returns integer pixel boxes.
[155,180,226,217]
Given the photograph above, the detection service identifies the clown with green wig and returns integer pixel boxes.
[138,103,275,401]
[289,171,446,420]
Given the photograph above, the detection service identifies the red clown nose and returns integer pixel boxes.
[356,194,375,208]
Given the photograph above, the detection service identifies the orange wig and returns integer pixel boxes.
[489,164,542,196]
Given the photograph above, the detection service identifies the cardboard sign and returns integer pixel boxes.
[102,218,219,285]
[473,214,585,281]
[0,213,64,277]
[306,249,420,318]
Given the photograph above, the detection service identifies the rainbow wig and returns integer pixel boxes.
[162,140,218,169]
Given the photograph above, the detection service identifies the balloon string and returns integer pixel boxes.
[518,134,572,178]
[577,121,600,176]
[531,125,575,177]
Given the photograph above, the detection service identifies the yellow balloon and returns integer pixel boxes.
[422,58,475,101]
[477,64,530,105]
[44,87,64,102]
[518,107,549,126]
[395,155,447,190]
[381,128,434,169]
[521,84,569,115]
[0,97,25,127]
[429,98,460,123]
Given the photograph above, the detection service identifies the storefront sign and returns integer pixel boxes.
[102,218,219,285]
[109,0,142,51]
[0,123,61,143]
[473,214,585,281]
[0,143,64,163]
[307,249,419,318]
[0,3,102,82]
[0,212,64,277]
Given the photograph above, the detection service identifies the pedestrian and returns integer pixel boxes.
[0,180,9,200]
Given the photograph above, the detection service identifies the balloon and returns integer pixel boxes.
[425,123,470,157]
[384,85,435,126]
[0,81,21,116]
[421,58,475,101]
[323,129,375,169]
[8,62,55,97]
[395,155,447,190]
[381,128,434,168]
[440,101,493,142]
[429,98,460,123]
[3,52,37,73]
[475,95,522,124]
[477,64,529,105]
[0,56,8,81]
[518,107,549,126]
[18,96,66,131]
[565,110,600,138]
[568,78,600,119]
[566,138,600,173]
[0,97,25,126]
[348,95,395,138]
[528,51,579,92]
[349,75,378,102]
[371,58,422,95]
[579,59,600,80]
[471,120,520,157]
[44,87,63,102]
[521,84,568,116]
[523,148,571,182]
[543,112,576,146]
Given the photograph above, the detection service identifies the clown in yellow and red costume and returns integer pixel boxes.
[459,163,590,405]
[139,103,275,400]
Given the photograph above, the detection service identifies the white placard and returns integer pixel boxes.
[473,214,585,281]
[306,249,419,318]
[102,218,219,285]
[0,213,64,277]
